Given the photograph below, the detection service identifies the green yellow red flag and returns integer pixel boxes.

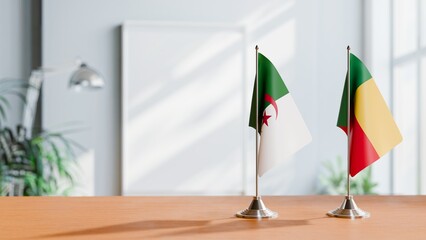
[337,53,402,177]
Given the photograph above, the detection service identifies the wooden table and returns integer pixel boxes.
[0,196,425,239]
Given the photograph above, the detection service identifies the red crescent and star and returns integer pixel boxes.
[262,112,271,126]
[262,93,279,126]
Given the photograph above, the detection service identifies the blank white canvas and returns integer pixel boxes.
[121,22,246,195]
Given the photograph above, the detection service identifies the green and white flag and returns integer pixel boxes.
[249,53,311,176]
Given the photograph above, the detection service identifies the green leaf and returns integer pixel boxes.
[0,96,11,108]
[0,121,80,196]
[318,156,378,195]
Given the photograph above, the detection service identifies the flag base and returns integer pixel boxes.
[236,196,278,219]
[327,195,370,219]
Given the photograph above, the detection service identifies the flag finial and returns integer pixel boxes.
[255,45,259,51]
[347,45,351,51]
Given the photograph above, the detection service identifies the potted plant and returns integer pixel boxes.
[0,79,80,196]
[318,156,378,195]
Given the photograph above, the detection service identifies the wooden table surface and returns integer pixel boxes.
[0,196,425,239]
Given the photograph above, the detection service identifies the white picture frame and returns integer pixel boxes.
[121,21,248,195]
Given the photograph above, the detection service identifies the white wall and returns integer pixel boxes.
[42,0,363,195]
[365,0,426,195]
[0,0,32,127]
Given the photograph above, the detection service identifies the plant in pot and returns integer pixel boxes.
[0,79,81,196]
[318,156,378,195]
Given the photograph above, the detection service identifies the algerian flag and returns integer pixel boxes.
[249,53,312,176]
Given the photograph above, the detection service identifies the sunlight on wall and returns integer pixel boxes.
[241,0,294,30]
[173,31,244,79]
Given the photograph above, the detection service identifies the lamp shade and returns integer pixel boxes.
[69,63,104,90]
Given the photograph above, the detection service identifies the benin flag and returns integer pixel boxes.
[337,53,402,177]
[249,53,311,176]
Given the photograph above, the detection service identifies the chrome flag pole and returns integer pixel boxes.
[327,46,370,219]
[236,45,277,219]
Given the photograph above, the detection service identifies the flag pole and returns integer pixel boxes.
[255,45,259,198]
[236,45,277,219]
[346,45,351,198]
[326,46,369,219]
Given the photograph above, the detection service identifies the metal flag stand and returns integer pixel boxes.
[236,45,277,219]
[327,46,370,219]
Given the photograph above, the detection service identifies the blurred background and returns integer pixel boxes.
[0,0,424,196]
